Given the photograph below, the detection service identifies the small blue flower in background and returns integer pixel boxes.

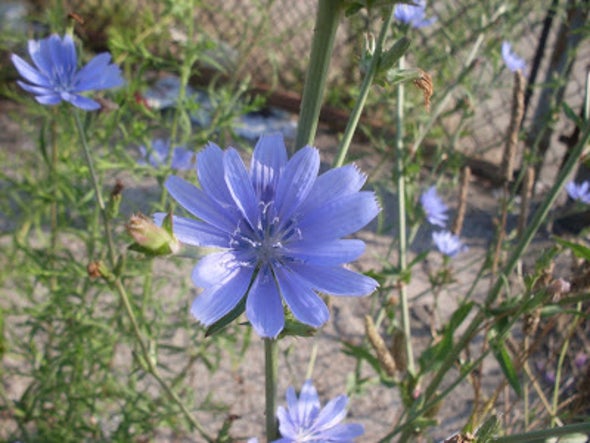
[433,230,466,257]
[565,180,590,204]
[501,41,526,73]
[11,34,123,110]
[394,0,437,29]
[156,133,380,338]
[274,379,364,443]
[138,139,194,171]
[420,186,448,227]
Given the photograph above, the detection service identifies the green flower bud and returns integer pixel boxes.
[126,212,180,256]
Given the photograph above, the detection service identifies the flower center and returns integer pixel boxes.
[229,200,302,268]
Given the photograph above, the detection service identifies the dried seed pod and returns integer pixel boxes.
[518,166,534,237]
[452,166,471,236]
[414,69,433,112]
[501,70,525,182]
[391,328,408,374]
[364,315,396,377]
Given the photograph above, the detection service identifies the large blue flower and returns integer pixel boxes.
[158,134,380,338]
[275,379,364,443]
[11,34,123,110]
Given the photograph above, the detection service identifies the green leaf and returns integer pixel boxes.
[554,237,590,260]
[489,330,521,397]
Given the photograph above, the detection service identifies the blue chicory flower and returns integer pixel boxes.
[139,139,195,171]
[156,133,380,338]
[501,41,526,73]
[394,0,437,29]
[420,186,448,227]
[565,180,590,204]
[11,33,123,111]
[274,379,364,443]
[432,230,466,257]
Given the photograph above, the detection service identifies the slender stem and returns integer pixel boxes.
[49,116,58,291]
[73,112,117,266]
[333,7,396,168]
[550,302,582,427]
[265,338,279,441]
[73,111,212,441]
[395,54,415,375]
[394,122,590,440]
[295,0,342,150]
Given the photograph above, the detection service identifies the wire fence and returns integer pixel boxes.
[197,0,589,181]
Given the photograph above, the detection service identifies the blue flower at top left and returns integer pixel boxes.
[11,34,124,111]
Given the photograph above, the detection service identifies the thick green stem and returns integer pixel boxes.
[395,55,415,375]
[295,0,342,150]
[333,7,396,168]
[265,338,279,440]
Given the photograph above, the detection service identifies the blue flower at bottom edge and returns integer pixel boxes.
[274,379,364,443]
[156,134,380,338]
[11,34,123,110]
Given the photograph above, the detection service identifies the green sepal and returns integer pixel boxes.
[378,37,411,73]
[205,296,247,337]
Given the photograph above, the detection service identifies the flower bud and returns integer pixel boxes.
[126,212,180,256]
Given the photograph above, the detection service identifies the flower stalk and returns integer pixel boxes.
[265,338,279,440]
[395,54,415,375]
[333,6,396,168]
[295,0,342,150]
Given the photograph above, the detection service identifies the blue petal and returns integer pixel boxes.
[250,133,287,201]
[165,175,237,233]
[275,146,319,223]
[16,80,55,97]
[275,267,329,328]
[298,192,380,241]
[190,266,253,326]
[313,395,348,431]
[319,423,365,440]
[154,213,229,247]
[223,148,260,229]
[289,264,377,296]
[75,53,123,91]
[34,94,63,106]
[297,164,366,215]
[54,34,77,74]
[246,267,284,338]
[277,405,298,440]
[27,37,53,74]
[192,252,241,288]
[285,239,366,266]
[67,93,100,110]
[11,54,51,87]
[296,380,321,425]
[197,143,236,207]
